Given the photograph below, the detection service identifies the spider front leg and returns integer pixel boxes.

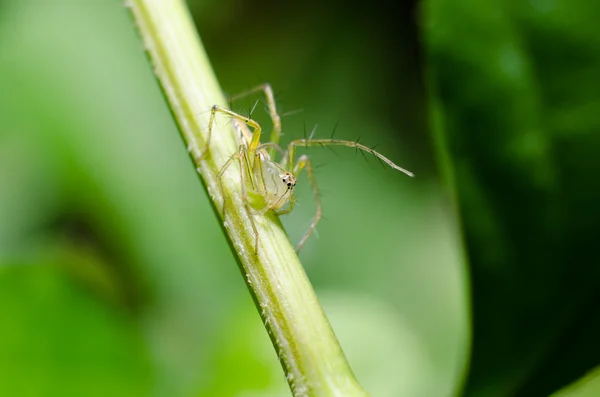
[217,145,261,254]
[290,154,322,252]
[229,83,282,149]
[216,146,241,215]
[200,104,264,160]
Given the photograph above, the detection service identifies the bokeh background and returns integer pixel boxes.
[0,0,599,396]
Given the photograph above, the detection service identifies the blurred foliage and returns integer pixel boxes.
[425,0,600,395]
[0,0,598,396]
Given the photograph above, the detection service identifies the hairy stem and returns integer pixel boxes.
[126,1,369,396]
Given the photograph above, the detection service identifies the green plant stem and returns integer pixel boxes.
[127,1,369,396]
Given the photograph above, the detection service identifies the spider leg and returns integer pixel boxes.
[257,142,285,158]
[291,154,322,253]
[276,194,296,216]
[238,150,261,254]
[217,145,260,254]
[229,83,282,150]
[284,138,414,177]
[217,146,242,215]
[201,105,264,161]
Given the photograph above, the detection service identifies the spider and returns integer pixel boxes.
[203,84,413,253]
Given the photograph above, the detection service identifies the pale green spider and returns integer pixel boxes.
[204,84,413,253]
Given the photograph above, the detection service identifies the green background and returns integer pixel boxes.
[0,0,598,396]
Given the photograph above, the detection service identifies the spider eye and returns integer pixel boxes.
[287,183,291,187]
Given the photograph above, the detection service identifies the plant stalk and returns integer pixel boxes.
[127,1,369,396]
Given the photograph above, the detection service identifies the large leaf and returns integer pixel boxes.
[0,262,152,397]
[424,0,600,395]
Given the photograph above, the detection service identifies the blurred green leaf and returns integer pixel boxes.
[553,366,600,397]
[425,0,600,395]
[0,263,152,397]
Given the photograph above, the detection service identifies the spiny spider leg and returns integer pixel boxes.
[237,150,261,253]
[284,138,414,177]
[216,146,242,215]
[201,104,264,161]
[216,145,261,253]
[290,154,321,252]
[229,83,282,151]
